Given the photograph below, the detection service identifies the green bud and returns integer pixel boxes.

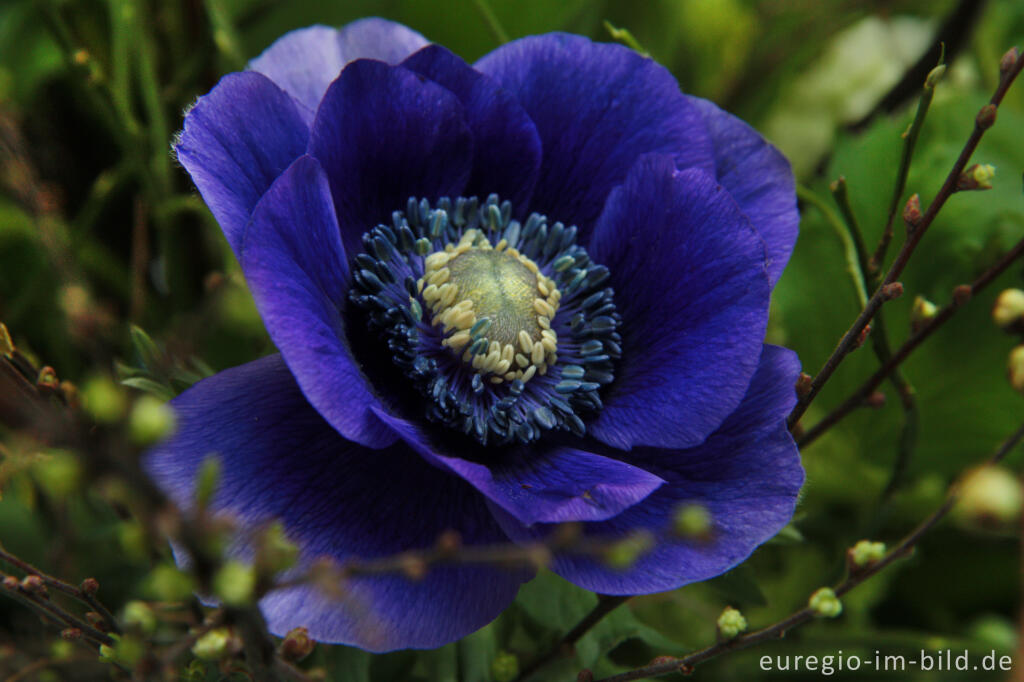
[129,396,176,445]
[32,450,82,498]
[910,295,938,333]
[716,606,747,640]
[849,539,886,568]
[214,561,256,606]
[258,521,299,575]
[81,375,127,423]
[118,521,148,562]
[954,465,1023,527]
[924,63,946,89]
[280,626,315,662]
[145,564,194,602]
[957,163,996,191]
[122,601,157,635]
[98,634,143,666]
[50,639,75,660]
[192,627,231,661]
[491,651,520,682]
[603,530,655,570]
[809,587,843,618]
[672,503,712,539]
[993,289,1024,333]
[196,455,222,510]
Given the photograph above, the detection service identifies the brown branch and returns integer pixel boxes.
[592,421,1024,682]
[798,232,1024,448]
[788,48,1024,431]
[515,595,631,681]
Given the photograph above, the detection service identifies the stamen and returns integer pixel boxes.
[348,194,621,445]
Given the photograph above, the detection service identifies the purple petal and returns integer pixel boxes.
[402,45,542,210]
[240,155,395,448]
[495,345,804,594]
[308,59,474,259]
[475,33,713,240]
[144,354,529,651]
[249,19,429,117]
[689,98,798,287]
[586,155,770,450]
[175,72,307,256]
[374,409,664,525]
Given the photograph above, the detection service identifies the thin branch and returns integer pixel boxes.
[788,50,1024,430]
[799,232,1024,448]
[515,595,631,681]
[592,421,1024,682]
[0,545,121,634]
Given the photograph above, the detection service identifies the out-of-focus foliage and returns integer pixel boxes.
[2,0,1024,680]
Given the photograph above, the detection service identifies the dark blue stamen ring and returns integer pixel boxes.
[350,195,621,445]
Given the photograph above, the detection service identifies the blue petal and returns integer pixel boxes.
[495,345,804,594]
[240,155,395,448]
[308,59,474,259]
[144,354,531,651]
[175,72,308,256]
[402,45,542,210]
[689,98,798,287]
[586,155,770,450]
[475,33,713,241]
[249,20,429,118]
[374,409,665,525]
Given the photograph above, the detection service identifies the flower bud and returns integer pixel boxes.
[881,282,904,301]
[80,578,100,596]
[795,372,813,397]
[809,587,842,618]
[976,104,997,131]
[280,627,315,662]
[491,651,520,682]
[954,465,1022,528]
[192,627,233,661]
[848,539,886,570]
[924,64,946,89]
[993,289,1024,333]
[60,628,83,641]
[604,530,655,570]
[1000,47,1019,75]
[213,561,256,606]
[865,391,886,408]
[122,601,157,635]
[37,366,60,391]
[129,396,176,445]
[1008,345,1024,394]
[910,296,938,333]
[0,322,14,357]
[902,193,922,230]
[956,163,996,191]
[257,521,299,575]
[952,285,972,306]
[716,606,747,640]
[21,575,47,596]
[672,502,712,540]
[145,564,194,602]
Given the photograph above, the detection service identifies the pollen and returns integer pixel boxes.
[418,229,560,384]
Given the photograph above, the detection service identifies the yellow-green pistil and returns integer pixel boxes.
[418,229,560,384]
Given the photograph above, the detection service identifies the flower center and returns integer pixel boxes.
[419,230,559,385]
[349,195,621,446]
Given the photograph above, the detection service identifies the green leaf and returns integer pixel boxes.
[515,570,597,632]
[120,376,175,401]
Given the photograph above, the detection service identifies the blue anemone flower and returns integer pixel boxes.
[146,18,804,652]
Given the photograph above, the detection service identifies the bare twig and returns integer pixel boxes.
[591,421,1024,682]
[788,49,1024,430]
[798,232,1024,448]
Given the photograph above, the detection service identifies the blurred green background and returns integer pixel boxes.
[2,0,1024,680]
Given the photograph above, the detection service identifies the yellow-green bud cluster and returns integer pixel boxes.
[809,587,842,618]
